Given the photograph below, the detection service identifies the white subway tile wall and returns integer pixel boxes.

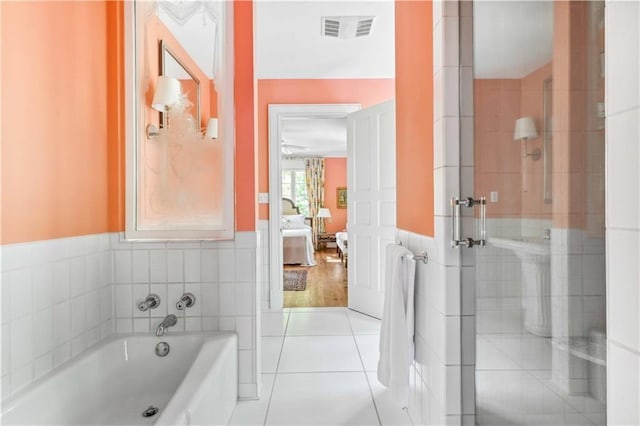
[606,1,640,424]
[428,1,473,425]
[109,232,259,398]
[1,233,112,397]
[258,220,271,311]
[1,230,260,401]
[398,228,467,425]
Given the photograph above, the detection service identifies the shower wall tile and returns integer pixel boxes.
[608,341,640,426]
[428,2,471,424]
[606,2,640,423]
[258,220,271,311]
[1,233,113,398]
[1,230,260,400]
[605,0,639,116]
[110,231,260,398]
[606,110,640,230]
[443,17,459,68]
[399,227,470,424]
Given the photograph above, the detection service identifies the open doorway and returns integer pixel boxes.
[281,157,348,308]
[268,104,360,309]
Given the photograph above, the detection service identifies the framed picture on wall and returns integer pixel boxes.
[337,187,347,209]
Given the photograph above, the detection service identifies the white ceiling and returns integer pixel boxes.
[255,1,395,79]
[474,1,553,79]
[281,117,348,158]
[256,1,394,157]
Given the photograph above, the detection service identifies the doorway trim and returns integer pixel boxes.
[268,103,360,310]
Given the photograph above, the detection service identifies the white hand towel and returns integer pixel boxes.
[377,243,416,407]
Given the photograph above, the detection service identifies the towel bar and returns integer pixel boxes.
[396,241,429,264]
[411,252,429,264]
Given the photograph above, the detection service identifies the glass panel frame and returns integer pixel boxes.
[125,1,235,241]
[466,2,607,424]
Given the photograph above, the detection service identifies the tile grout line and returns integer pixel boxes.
[261,310,291,426]
[346,309,384,426]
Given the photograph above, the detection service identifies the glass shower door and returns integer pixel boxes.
[470,1,606,424]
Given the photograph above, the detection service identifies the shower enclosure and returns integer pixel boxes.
[463,1,606,424]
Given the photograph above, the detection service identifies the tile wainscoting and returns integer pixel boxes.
[605,1,640,424]
[1,233,113,398]
[397,229,473,426]
[1,231,261,400]
[110,232,260,398]
[258,220,271,311]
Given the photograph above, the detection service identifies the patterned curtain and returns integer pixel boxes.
[305,158,325,247]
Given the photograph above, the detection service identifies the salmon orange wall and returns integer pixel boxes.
[323,158,347,233]
[474,79,522,218]
[257,79,395,220]
[474,63,552,220]
[2,0,256,244]
[234,0,257,231]
[107,1,125,234]
[520,62,552,219]
[1,1,116,244]
[552,1,590,230]
[395,0,433,237]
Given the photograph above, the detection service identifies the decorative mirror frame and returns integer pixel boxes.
[123,1,235,241]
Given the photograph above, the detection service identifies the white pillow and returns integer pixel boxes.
[283,214,305,224]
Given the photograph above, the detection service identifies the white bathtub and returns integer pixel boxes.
[1,332,238,426]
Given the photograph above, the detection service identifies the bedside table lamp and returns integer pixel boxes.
[315,208,333,250]
[317,208,332,221]
[317,208,332,228]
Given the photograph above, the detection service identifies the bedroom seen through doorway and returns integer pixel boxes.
[280,153,348,308]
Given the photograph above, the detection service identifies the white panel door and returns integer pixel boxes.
[347,100,396,319]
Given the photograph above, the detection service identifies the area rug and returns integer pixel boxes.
[284,270,308,291]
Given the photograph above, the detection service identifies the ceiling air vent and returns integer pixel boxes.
[324,18,340,38]
[321,16,375,39]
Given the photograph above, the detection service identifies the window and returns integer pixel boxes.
[282,169,309,217]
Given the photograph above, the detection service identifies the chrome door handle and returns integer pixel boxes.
[451,196,486,248]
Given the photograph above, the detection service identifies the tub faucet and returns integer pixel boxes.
[156,314,177,337]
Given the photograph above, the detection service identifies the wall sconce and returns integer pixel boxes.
[151,76,181,112]
[146,76,181,139]
[205,118,218,139]
[146,76,218,141]
[513,116,540,161]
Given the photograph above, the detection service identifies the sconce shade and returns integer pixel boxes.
[152,76,181,111]
[205,118,218,139]
[317,208,332,219]
[513,116,538,140]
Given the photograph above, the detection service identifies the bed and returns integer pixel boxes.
[282,198,316,266]
[336,231,348,266]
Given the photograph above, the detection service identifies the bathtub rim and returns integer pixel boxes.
[1,331,238,417]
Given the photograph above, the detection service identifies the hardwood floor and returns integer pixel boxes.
[283,248,347,308]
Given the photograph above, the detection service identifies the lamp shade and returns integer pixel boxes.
[317,208,332,218]
[151,76,181,111]
[513,117,538,140]
[205,118,218,139]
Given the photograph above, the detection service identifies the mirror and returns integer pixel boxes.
[127,1,234,240]
[473,1,553,210]
[160,40,200,131]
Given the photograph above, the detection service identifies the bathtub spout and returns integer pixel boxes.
[156,314,178,336]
